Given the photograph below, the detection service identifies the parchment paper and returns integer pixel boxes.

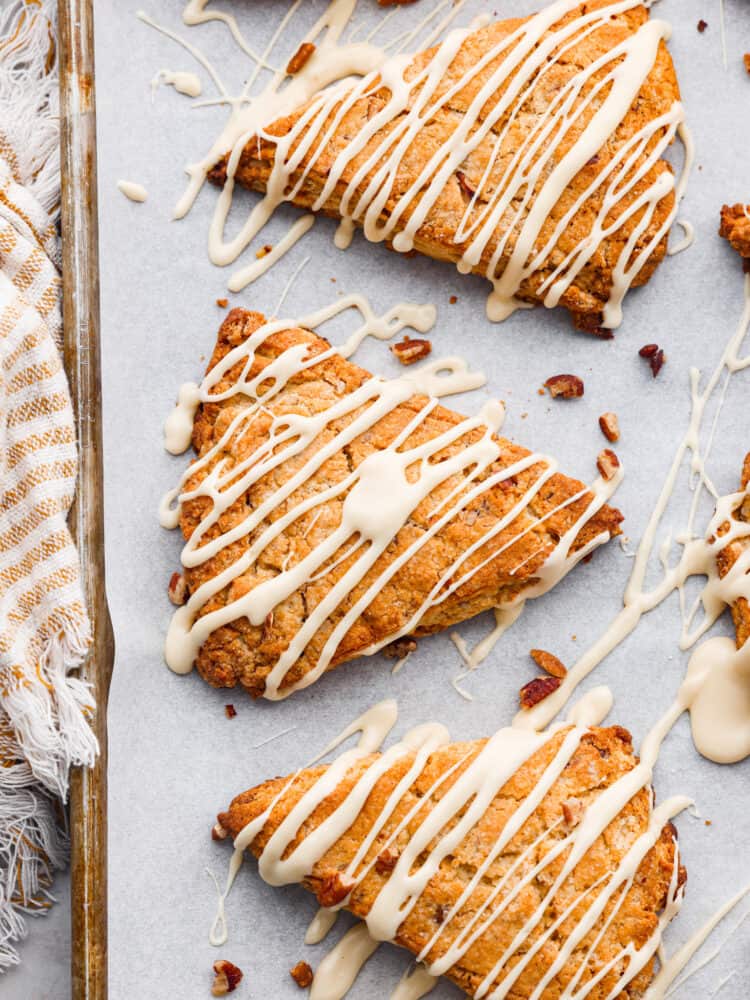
[95,2,750,997]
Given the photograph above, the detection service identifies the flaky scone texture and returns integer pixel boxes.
[210,2,681,330]
[219,725,685,999]
[180,309,622,697]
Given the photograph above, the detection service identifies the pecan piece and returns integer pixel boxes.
[649,349,666,378]
[375,848,399,875]
[317,872,355,907]
[519,675,561,709]
[544,374,584,399]
[286,42,316,75]
[456,170,475,197]
[225,704,237,719]
[382,637,417,660]
[529,648,567,679]
[597,448,620,482]
[216,298,228,308]
[745,54,750,75]
[598,411,620,443]
[290,961,314,989]
[390,337,432,365]
[638,343,659,358]
[211,822,229,842]
[562,797,584,827]
[211,959,243,996]
[697,19,708,32]
[168,571,188,606]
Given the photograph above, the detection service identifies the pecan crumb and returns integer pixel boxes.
[697,19,708,32]
[719,204,750,261]
[290,961,314,989]
[744,54,750,75]
[544,374,584,399]
[598,411,620,443]
[382,637,417,660]
[390,337,432,365]
[225,704,237,719]
[262,611,274,641]
[562,797,584,827]
[649,349,666,378]
[456,170,475,197]
[256,244,273,259]
[638,343,659,358]
[449,295,458,304]
[317,872,355,908]
[519,675,561,710]
[216,298,229,308]
[375,848,400,875]
[434,904,447,924]
[211,960,243,996]
[597,448,620,481]
[211,822,228,842]
[530,648,567,679]
[286,42,316,75]
[168,572,188,606]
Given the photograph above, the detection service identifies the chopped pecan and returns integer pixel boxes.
[697,19,708,32]
[168,572,188,606]
[256,244,273,259]
[529,648,567,679]
[375,848,399,875]
[216,298,228,308]
[286,42,316,75]
[562,797,584,827]
[317,872,355,907]
[598,411,620,443]
[449,295,458,305]
[638,343,659,358]
[390,337,432,365]
[225,704,237,719]
[262,611,274,641]
[519,675,561,710]
[649,349,666,378]
[382,637,417,660]
[597,448,620,481]
[290,961,314,989]
[211,959,243,996]
[544,374,584,399]
[211,822,229,842]
[744,53,750,75]
[719,204,750,260]
[456,170,475,197]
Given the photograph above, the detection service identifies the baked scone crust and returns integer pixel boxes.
[219,725,685,999]
[178,309,622,697]
[210,2,682,329]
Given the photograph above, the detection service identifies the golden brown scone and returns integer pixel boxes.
[719,204,750,262]
[178,308,622,698]
[218,725,685,999]
[210,2,681,331]
[715,454,750,648]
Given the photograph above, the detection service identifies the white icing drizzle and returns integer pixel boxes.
[310,923,379,1000]
[212,0,691,327]
[161,295,619,697]
[450,603,525,698]
[667,220,694,256]
[390,965,437,1000]
[515,274,750,765]
[117,180,148,203]
[151,69,202,98]
[227,213,315,292]
[218,691,693,1000]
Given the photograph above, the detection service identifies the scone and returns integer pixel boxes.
[210,0,684,331]
[217,720,686,998]
[164,308,622,699]
[715,454,750,648]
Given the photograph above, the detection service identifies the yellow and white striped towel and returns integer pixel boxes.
[0,0,96,970]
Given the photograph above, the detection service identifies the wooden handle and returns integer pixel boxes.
[58,1,115,997]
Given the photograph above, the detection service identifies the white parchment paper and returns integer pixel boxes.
[95,2,750,997]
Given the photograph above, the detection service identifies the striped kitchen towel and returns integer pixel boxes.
[0,0,96,970]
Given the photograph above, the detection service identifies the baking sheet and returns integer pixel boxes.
[95,2,750,997]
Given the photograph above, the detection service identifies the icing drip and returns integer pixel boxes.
[218,693,692,999]
[515,274,750,763]
[161,295,620,697]
[217,0,691,326]
[390,965,438,1000]
[117,180,148,202]
[151,69,202,98]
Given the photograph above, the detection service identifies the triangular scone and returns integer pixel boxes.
[217,723,685,998]
[210,1,683,331]
[166,308,622,699]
